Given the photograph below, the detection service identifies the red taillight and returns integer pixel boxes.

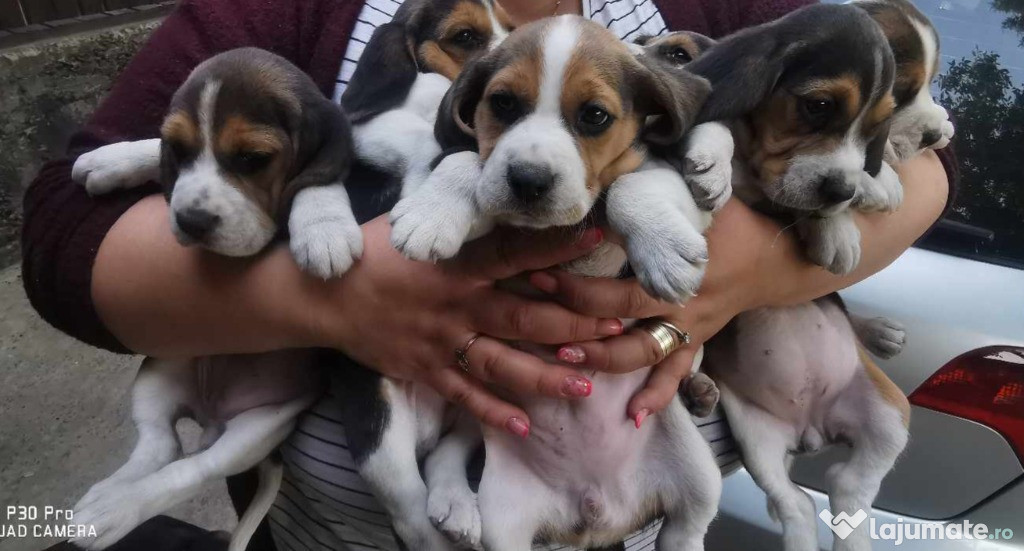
[909,346,1024,461]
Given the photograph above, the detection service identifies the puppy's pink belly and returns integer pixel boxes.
[194,352,319,423]
[723,303,859,427]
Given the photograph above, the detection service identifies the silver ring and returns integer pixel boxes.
[640,319,691,359]
[455,335,482,374]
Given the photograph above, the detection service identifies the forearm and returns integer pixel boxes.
[712,150,949,311]
[92,195,323,357]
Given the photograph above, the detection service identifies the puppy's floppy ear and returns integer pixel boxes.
[686,29,794,123]
[864,119,891,177]
[633,58,711,146]
[341,22,419,124]
[434,54,498,151]
[281,94,354,222]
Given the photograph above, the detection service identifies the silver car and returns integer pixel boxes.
[708,0,1024,548]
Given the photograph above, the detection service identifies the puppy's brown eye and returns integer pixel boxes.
[489,92,523,124]
[800,97,837,125]
[233,151,274,174]
[451,29,484,47]
[577,104,613,136]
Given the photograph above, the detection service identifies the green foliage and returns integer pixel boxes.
[938,49,1024,262]
[993,0,1024,45]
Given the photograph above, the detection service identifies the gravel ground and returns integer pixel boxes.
[0,264,235,551]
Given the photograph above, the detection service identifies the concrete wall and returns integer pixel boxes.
[0,18,160,268]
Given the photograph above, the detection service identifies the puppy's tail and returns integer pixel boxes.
[229,454,284,551]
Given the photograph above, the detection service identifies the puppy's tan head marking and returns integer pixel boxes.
[161,48,352,256]
[342,0,510,122]
[436,15,708,228]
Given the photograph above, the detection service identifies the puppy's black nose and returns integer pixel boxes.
[508,164,554,203]
[176,208,220,240]
[819,172,856,205]
[920,129,942,148]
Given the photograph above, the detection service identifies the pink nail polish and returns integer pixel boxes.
[578,228,603,248]
[530,271,558,293]
[557,346,586,364]
[634,408,651,429]
[561,376,593,397]
[506,417,530,438]
[600,319,624,336]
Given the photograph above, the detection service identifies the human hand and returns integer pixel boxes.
[527,200,764,424]
[309,216,624,437]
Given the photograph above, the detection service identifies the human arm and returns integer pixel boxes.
[533,149,950,419]
[20,0,357,352]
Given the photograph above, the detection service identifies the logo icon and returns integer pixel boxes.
[820,509,868,540]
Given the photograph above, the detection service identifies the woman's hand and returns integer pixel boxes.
[308,216,624,437]
[529,150,949,424]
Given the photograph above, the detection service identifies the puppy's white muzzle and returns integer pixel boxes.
[477,115,589,228]
[169,161,276,257]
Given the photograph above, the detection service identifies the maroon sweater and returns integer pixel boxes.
[21,0,953,353]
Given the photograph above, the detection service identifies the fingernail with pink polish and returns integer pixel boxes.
[561,376,593,397]
[578,228,604,248]
[599,319,623,336]
[530,271,558,294]
[557,346,586,364]
[506,417,530,438]
[634,408,651,429]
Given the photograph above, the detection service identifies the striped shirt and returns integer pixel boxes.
[271,1,739,550]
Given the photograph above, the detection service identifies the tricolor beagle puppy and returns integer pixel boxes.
[644,6,944,551]
[851,0,954,162]
[341,0,510,193]
[69,48,352,551]
[390,15,723,550]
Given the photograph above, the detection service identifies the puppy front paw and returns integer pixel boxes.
[628,231,708,304]
[428,484,482,550]
[854,163,903,213]
[390,192,475,262]
[682,122,734,212]
[390,151,484,262]
[929,104,955,151]
[72,139,161,196]
[289,186,364,279]
[798,215,861,275]
[682,372,720,418]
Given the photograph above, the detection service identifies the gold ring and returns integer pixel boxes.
[455,335,482,374]
[640,319,691,359]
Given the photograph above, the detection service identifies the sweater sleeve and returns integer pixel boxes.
[20,0,359,353]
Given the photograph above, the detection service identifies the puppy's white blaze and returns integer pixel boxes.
[913,17,938,85]
[198,80,222,148]
[537,15,581,116]
[482,0,509,49]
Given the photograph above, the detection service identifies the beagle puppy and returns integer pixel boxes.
[645,9,934,551]
[685,3,904,276]
[341,0,510,193]
[851,0,954,163]
[69,48,352,551]
[391,15,722,550]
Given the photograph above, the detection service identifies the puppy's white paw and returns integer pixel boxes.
[682,372,720,418]
[390,151,483,262]
[854,163,903,213]
[929,105,955,151]
[628,229,708,304]
[854,316,906,359]
[682,122,734,212]
[71,482,149,550]
[288,185,363,279]
[72,139,162,196]
[393,518,458,551]
[428,484,482,550]
[390,192,474,262]
[799,215,861,275]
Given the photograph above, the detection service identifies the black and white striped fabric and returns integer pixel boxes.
[270,1,739,549]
